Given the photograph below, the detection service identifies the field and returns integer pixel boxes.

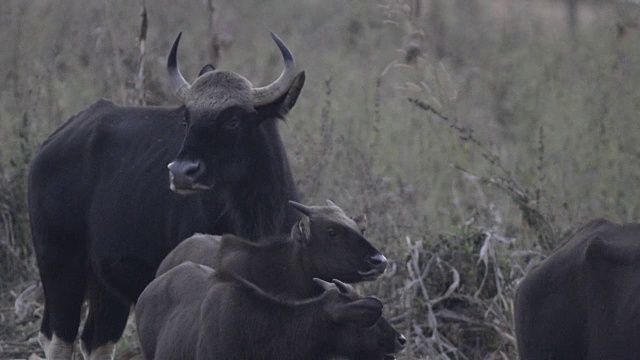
[2,0,640,358]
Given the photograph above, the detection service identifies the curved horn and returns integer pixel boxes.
[313,278,336,291]
[251,32,296,106]
[325,199,339,208]
[288,200,314,216]
[167,32,191,102]
[332,279,351,294]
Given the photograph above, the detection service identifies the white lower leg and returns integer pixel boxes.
[39,333,74,360]
[80,339,90,360]
[38,332,50,355]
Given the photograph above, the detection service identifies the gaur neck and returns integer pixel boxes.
[218,237,319,298]
[228,280,342,360]
[272,318,338,360]
[271,304,344,360]
[217,121,300,241]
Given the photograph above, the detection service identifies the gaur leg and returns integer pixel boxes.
[79,283,130,360]
[34,228,87,359]
[80,233,158,359]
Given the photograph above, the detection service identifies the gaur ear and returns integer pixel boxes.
[255,71,305,119]
[328,297,383,327]
[276,71,305,116]
[291,216,311,245]
[198,64,216,76]
[351,214,367,234]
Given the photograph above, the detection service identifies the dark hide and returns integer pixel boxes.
[136,263,406,360]
[135,262,214,360]
[211,228,383,298]
[155,201,386,294]
[155,233,222,278]
[515,219,640,359]
[29,70,305,353]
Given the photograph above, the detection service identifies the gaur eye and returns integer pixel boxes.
[225,119,240,130]
[182,113,190,127]
[327,228,337,237]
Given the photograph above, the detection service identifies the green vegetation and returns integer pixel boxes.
[2,0,640,358]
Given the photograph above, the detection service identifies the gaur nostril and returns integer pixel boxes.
[398,334,407,346]
[368,254,388,269]
[184,162,200,177]
[168,161,201,179]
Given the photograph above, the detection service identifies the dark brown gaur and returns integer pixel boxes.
[515,219,640,359]
[136,262,406,360]
[156,200,386,297]
[29,31,304,359]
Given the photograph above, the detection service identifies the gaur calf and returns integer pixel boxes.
[136,262,406,359]
[155,200,386,298]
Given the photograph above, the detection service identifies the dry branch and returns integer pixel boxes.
[134,0,148,106]
[398,223,524,358]
[206,0,219,66]
[101,0,127,103]
[410,97,557,251]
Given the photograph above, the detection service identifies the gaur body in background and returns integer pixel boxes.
[28,32,304,359]
[515,219,640,359]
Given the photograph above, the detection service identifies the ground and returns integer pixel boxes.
[0,281,141,360]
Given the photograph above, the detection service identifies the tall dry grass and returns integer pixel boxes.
[2,0,640,358]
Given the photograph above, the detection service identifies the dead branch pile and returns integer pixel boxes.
[392,223,542,359]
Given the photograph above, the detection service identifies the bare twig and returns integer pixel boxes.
[404,236,464,359]
[411,96,557,250]
[101,0,127,103]
[452,162,556,251]
[14,282,43,323]
[430,262,460,306]
[134,0,148,106]
[409,98,508,173]
[205,0,234,66]
[536,125,545,205]
[206,0,219,65]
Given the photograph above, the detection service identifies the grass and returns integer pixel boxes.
[2,0,640,358]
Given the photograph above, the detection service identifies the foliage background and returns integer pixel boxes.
[2,0,640,358]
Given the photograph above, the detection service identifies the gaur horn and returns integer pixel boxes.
[313,278,336,291]
[167,32,191,102]
[251,32,296,106]
[332,279,350,294]
[325,199,339,208]
[288,200,314,216]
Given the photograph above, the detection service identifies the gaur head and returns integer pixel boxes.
[355,309,407,360]
[167,32,305,194]
[314,278,406,360]
[289,200,388,282]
